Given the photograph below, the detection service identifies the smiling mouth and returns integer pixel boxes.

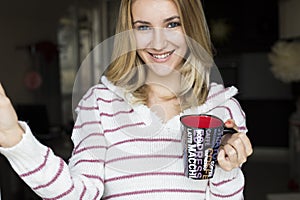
[149,50,175,60]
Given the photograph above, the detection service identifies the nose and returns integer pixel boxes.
[151,28,167,51]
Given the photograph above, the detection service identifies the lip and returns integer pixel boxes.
[148,50,175,63]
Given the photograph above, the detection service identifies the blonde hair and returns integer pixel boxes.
[104,0,213,109]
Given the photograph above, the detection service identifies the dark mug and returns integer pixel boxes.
[180,114,237,180]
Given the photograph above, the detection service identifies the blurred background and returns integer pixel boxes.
[0,0,299,199]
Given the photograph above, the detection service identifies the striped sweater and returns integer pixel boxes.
[0,76,248,200]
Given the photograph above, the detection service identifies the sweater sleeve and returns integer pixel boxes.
[0,87,106,200]
[207,165,244,199]
[206,97,247,200]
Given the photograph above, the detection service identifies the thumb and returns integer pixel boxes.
[217,148,225,161]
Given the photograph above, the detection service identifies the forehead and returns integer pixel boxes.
[131,0,179,20]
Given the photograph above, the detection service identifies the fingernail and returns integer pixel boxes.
[225,121,232,126]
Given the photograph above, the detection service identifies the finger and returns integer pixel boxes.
[227,136,247,164]
[223,144,239,165]
[225,131,253,157]
[0,83,6,96]
[238,133,253,156]
[225,119,238,130]
[228,133,253,157]
[217,148,234,171]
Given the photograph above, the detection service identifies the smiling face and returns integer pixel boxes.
[131,0,188,76]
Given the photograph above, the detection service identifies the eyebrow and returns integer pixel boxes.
[132,20,150,25]
[132,16,180,25]
[163,16,180,23]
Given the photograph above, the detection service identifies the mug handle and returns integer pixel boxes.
[223,127,237,134]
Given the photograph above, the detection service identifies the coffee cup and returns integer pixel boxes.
[180,114,236,180]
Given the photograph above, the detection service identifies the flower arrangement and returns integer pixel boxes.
[268,40,300,83]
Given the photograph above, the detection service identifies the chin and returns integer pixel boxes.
[148,63,176,77]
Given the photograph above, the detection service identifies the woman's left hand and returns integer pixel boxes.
[217,119,253,171]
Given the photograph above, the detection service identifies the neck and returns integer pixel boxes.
[145,68,181,99]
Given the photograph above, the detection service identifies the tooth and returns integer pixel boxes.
[153,52,170,59]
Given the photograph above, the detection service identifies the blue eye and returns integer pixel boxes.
[167,22,181,28]
[137,25,151,31]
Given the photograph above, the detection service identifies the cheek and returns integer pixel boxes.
[167,31,187,51]
[168,33,186,47]
[135,32,153,50]
[137,50,147,62]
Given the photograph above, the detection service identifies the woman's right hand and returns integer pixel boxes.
[0,83,24,148]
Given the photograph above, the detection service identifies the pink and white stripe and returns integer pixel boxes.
[0,80,247,200]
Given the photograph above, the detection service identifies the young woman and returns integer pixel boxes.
[0,0,252,199]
